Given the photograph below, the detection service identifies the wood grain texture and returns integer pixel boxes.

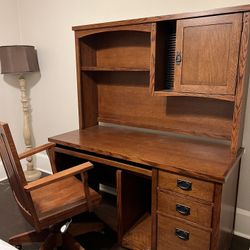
[81,66,149,72]
[157,214,211,250]
[158,171,214,202]
[75,37,84,129]
[30,177,100,220]
[210,184,223,250]
[46,146,57,174]
[54,146,152,177]
[153,90,235,101]
[231,12,250,153]
[149,23,157,95]
[49,125,238,183]
[18,142,55,160]
[24,162,93,191]
[158,191,213,227]
[95,72,234,139]
[0,122,30,217]
[175,14,242,95]
[80,72,98,129]
[75,23,152,38]
[121,213,151,250]
[79,30,151,69]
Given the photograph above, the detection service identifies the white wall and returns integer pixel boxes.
[0,0,20,144]
[1,0,250,237]
[0,0,21,179]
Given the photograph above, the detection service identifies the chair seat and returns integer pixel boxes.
[31,176,101,222]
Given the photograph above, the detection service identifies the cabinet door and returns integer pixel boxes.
[174,14,242,95]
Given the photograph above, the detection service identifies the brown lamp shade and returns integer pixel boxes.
[0,45,39,74]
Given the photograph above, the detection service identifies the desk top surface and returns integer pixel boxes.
[49,125,242,183]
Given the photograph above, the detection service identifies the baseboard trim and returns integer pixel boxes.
[234,208,250,240]
[234,231,250,240]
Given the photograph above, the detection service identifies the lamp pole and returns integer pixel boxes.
[19,76,41,181]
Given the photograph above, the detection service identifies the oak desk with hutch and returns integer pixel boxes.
[49,5,250,250]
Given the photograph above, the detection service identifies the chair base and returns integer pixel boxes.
[9,222,103,250]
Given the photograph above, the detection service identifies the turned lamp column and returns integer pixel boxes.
[0,45,41,181]
[19,76,41,180]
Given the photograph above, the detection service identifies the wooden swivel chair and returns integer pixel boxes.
[0,122,103,249]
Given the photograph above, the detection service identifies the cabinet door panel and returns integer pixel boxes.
[175,14,242,95]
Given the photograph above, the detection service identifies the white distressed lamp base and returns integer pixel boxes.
[24,169,42,182]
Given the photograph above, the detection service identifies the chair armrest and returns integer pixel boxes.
[24,161,93,192]
[19,142,56,160]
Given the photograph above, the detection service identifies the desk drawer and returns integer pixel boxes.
[158,191,212,227]
[157,214,211,250]
[158,171,214,202]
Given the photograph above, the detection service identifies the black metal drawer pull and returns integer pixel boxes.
[177,179,192,191]
[175,228,190,241]
[176,203,190,216]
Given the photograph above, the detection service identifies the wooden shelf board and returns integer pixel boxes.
[153,90,235,102]
[94,192,117,232]
[81,66,150,72]
[122,213,151,250]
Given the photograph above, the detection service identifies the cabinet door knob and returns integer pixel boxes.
[175,228,190,240]
[177,179,192,191]
[176,51,182,65]
[176,203,191,216]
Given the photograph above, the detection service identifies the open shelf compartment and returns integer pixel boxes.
[122,213,151,250]
[79,30,151,71]
[117,170,152,250]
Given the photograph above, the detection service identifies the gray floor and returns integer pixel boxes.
[0,179,249,250]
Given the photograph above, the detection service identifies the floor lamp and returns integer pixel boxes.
[0,45,41,181]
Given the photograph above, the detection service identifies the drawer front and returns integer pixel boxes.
[158,171,214,202]
[158,191,212,227]
[157,214,211,250]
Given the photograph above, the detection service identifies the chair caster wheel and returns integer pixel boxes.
[15,245,22,249]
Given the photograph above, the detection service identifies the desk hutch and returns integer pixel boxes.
[49,5,250,250]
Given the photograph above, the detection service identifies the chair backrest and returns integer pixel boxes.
[0,122,29,212]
